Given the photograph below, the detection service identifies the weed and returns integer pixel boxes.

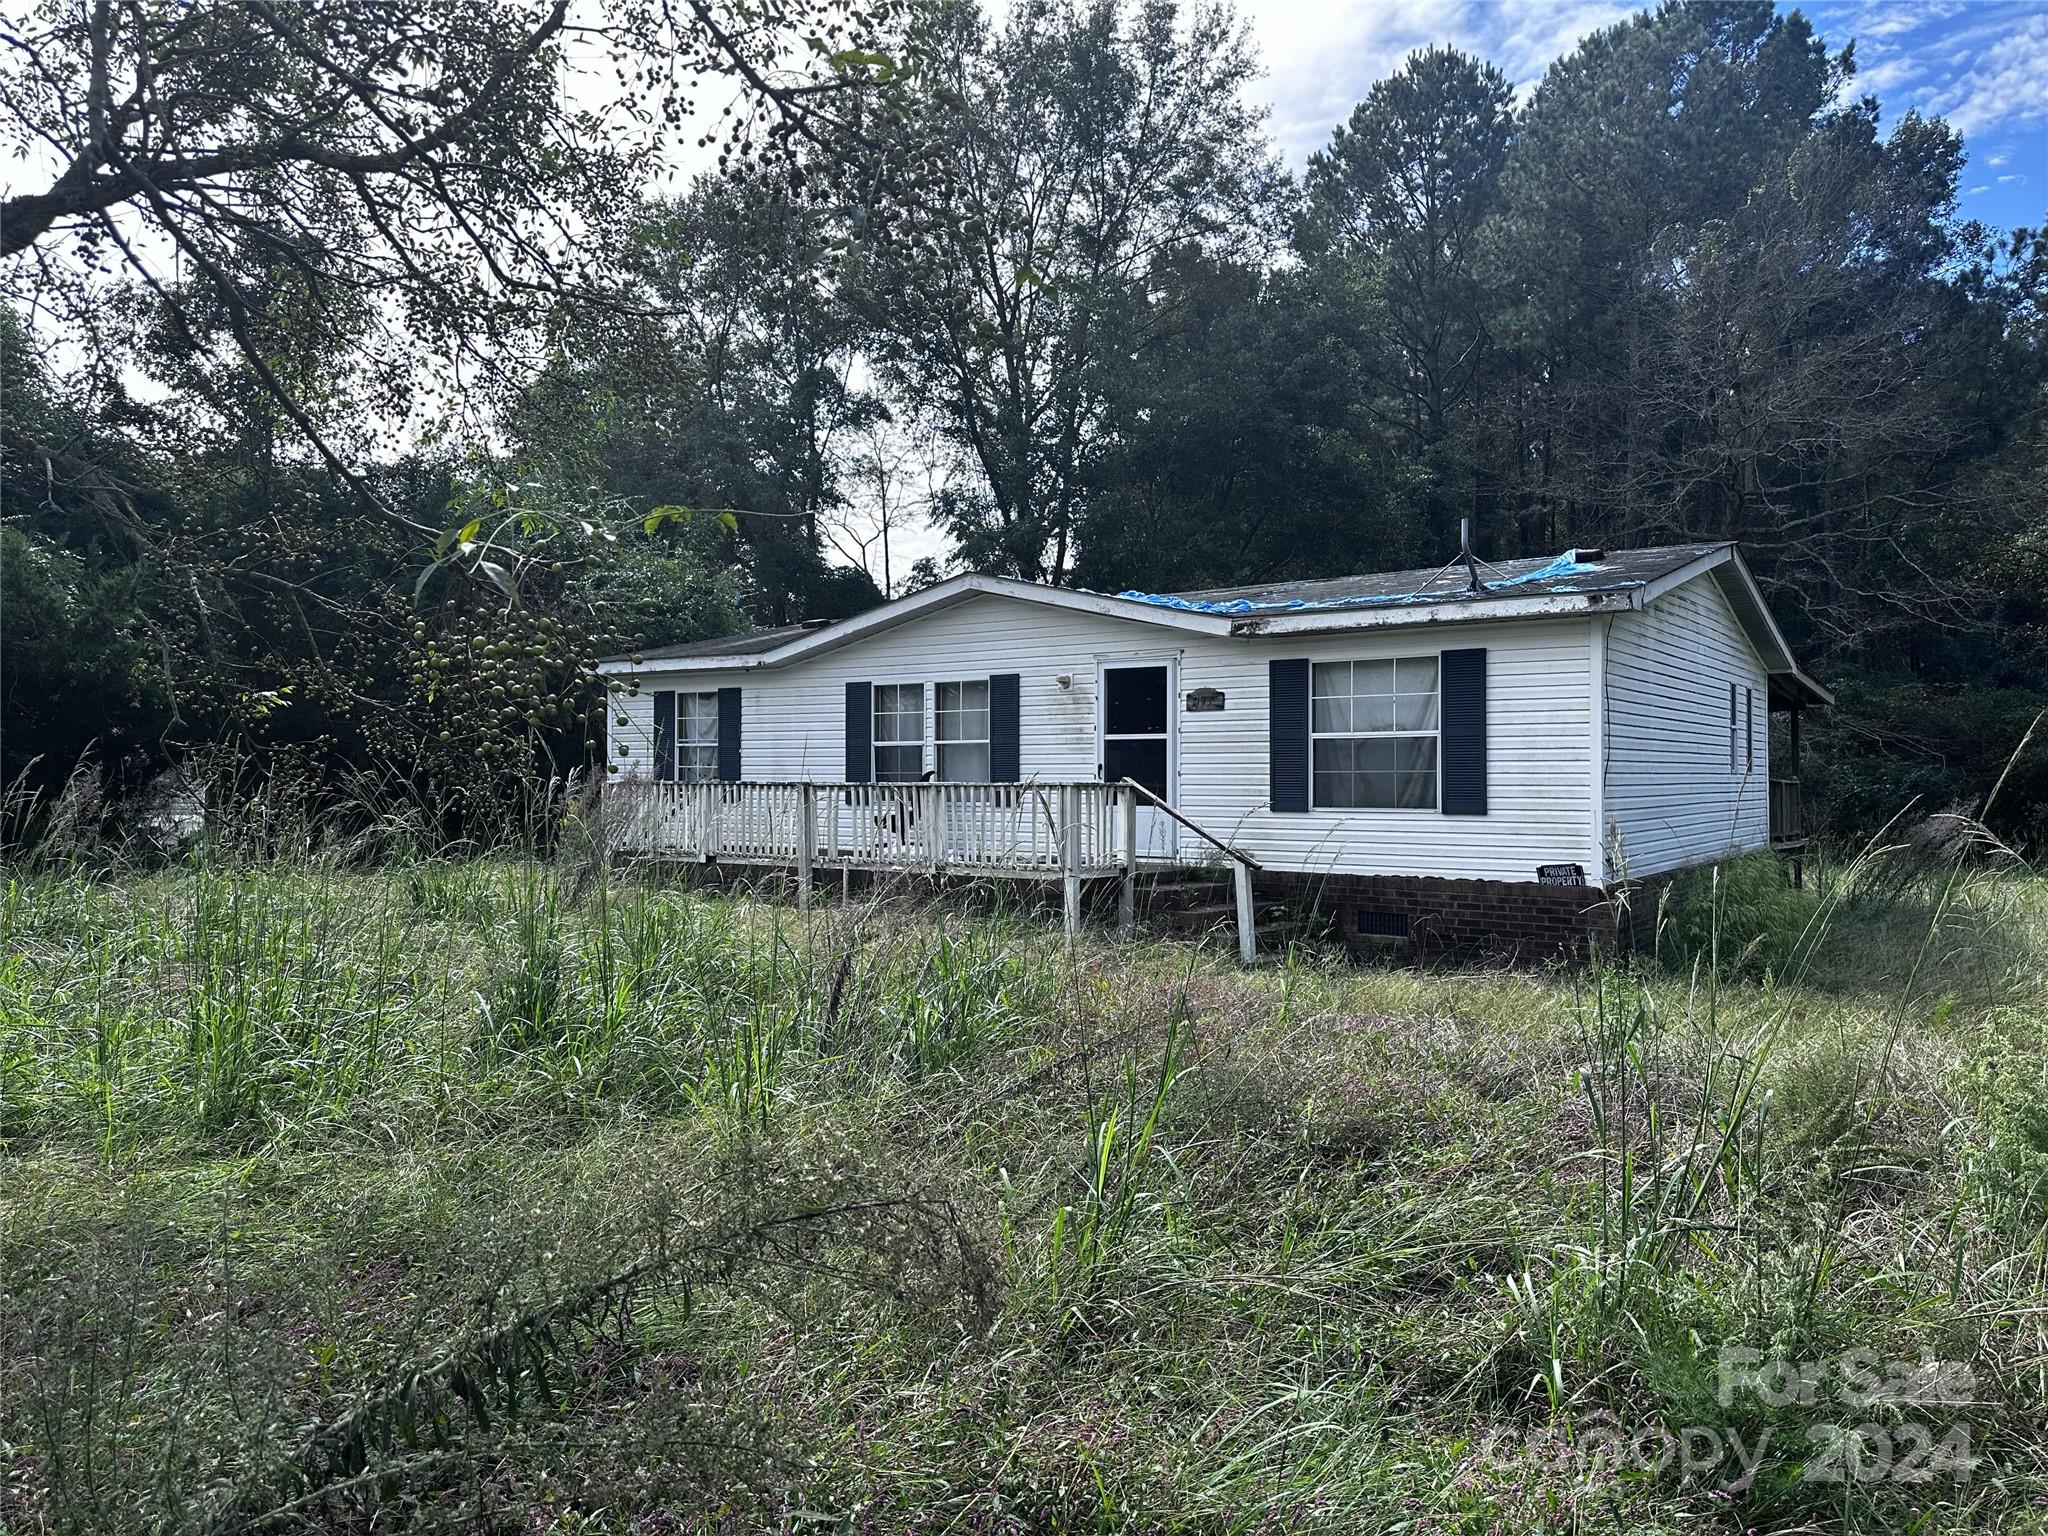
[1661,851,1822,980]
[0,841,2043,1533]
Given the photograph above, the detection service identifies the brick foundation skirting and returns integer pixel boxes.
[1259,869,1679,963]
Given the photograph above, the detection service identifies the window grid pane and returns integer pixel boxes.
[677,692,719,744]
[1309,656,1440,811]
[675,692,720,781]
[938,742,991,781]
[875,745,924,782]
[936,679,989,744]
[873,683,925,780]
[874,683,924,746]
[934,678,990,779]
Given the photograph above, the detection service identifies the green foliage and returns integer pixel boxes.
[7,0,2048,843]
[515,172,888,626]
[1044,1009,1188,1318]
[1810,683,2048,852]
[3,851,2047,1531]
[885,920,1056,1077]
[1658,853,1823,980]
[1962,1014,2048,1244]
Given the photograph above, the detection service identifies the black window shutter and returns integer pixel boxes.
[1269,659,1311,812]
[989,673,1021,781]
[716,687,742,780]
[844,681,873,782]
[652,689,676,782]
[1441,648,1488,815]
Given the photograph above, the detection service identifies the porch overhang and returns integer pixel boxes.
[1768,667,1834,710]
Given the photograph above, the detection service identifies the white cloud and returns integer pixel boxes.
[1234,0,1633,165]
[1233,0,1453,162]
[1999,173,2029,183]
[1483,0,1640,81]
[1967,183,1990,194]
[1891,11,2048,138]
[1853,55,1919,95]
[1845,4,1933,40]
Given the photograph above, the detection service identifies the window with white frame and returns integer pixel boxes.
[936,679,991,780]
[873,682,925,781]
[1311,657,1440,810]
[677,692,719,781]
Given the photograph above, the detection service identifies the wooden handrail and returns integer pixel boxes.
[614,777,1257,872]
[1115,778,1261,870]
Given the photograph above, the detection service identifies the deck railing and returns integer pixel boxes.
[1769,777,1804,844]
[607,777,1259,960]
[606,779,1128,876]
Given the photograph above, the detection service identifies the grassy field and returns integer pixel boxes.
[3,838,2047,1533]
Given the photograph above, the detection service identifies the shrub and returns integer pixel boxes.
[1658,853,1820,980]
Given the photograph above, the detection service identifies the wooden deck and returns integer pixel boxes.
[605,778,1261,959]
[608,780,1131,875]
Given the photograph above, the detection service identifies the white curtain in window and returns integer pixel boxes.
[936,679,991,780]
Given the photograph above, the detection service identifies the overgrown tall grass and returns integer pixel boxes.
[3,827,2046,1533]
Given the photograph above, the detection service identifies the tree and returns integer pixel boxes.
[0,0,914,526]
[867,0,1281,583]
[511,172,885,626]
[1299,47,1512,554]
[1069,251,1396,589]
[1621,107,1992,645]
[0,0,916,811]
[1484,0,1839,546]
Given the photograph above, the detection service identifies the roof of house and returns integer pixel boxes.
[599,542,1831,705]
[1122,543,1720,616]
[627,620,828,663]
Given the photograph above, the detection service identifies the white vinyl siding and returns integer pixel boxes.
[1602,575,1770,880]
[1179,621,1593,881]
[610,594,1598,884]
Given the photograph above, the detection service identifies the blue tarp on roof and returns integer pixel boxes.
[1113,550,1600,616]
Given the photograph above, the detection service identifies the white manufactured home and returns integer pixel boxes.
[600,543,1829,957]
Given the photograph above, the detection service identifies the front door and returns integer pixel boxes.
[1098,660,1177,859]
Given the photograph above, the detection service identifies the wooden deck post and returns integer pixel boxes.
[1232,859,1257,965]
[1118,784,1138,934]
[796,784,815,911]
[1060,784,1082,940]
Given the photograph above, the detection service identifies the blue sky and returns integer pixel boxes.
[1234,0,2047,234]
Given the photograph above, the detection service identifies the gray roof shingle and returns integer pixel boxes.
[1138,543,1724,615]
[604,619,831,665]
